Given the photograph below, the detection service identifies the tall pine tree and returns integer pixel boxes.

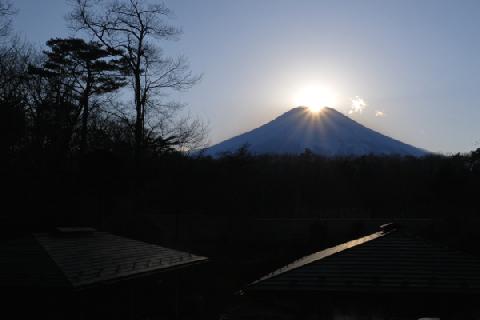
[33,38,126,155]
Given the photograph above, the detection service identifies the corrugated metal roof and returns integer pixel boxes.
[247,230,480,293]
[0,231,207,289]
[34,231,207,288]
[0,236,70,288]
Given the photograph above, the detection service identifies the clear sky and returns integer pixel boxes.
[12,0,480,153]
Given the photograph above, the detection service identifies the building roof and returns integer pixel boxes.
[0,236,70,288]
[247,227,480,294]
[1,229,207,289]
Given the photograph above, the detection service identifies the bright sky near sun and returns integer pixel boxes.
[12,0,480,153]
[293,85,338,113]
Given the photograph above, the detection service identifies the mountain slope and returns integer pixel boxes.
[205,107,427,157]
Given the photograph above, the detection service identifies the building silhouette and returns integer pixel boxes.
[232,224,480,319]
[1,227,207,319]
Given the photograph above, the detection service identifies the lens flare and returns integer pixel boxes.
[293,85,337,113]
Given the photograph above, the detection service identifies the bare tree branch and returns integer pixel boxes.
[0,0,17,38]
[68,0,204,157]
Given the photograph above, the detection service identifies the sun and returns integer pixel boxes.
[293,85,338,113]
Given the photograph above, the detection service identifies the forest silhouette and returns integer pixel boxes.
[2,0,480,264]
[2,1,480,319]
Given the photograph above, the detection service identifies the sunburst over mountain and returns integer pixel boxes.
[205,107,427,157]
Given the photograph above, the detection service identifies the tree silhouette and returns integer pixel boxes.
[70,0,200,164]
[30,38,126,155]
[0,40,31,155]
[0,0,16,38]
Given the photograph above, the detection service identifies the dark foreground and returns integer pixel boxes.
[2,152,480,319]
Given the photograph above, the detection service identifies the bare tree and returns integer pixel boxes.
[0,0,16,38]
[147,101,209,152]
[69,0,200,162]
[0,38,32,153]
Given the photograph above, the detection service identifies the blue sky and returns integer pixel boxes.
[13,0,480,153]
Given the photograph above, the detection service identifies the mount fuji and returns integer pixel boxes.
[204,107,427,157]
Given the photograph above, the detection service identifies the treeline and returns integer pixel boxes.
[1,0,206,171]
[142,150,480,218]
[4,147,480,228]
[2,1,480,234]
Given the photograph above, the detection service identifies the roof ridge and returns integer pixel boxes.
[245,230,388,290]
[246,228,480,294]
